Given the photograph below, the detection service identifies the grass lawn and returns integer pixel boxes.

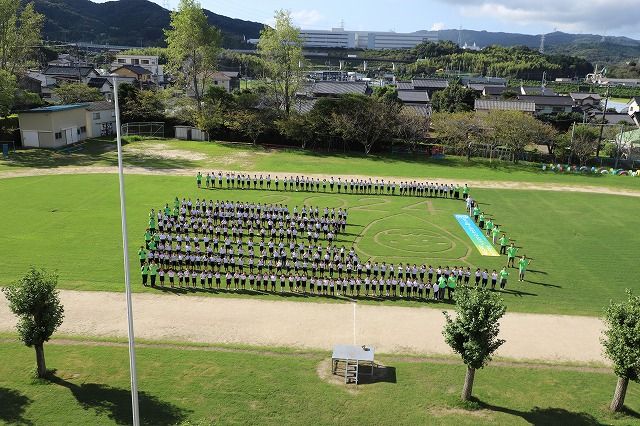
[0,340,638,425]
[1,138,639,190]
[1,174,639,316]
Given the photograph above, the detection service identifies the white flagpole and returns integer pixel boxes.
[113,77,141,426]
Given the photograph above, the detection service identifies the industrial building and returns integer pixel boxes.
[297,27,438,49]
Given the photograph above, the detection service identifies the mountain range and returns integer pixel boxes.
[32,0,265,48]
[32,0,640,65]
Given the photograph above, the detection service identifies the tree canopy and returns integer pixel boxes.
[257,10,304,116]
[601,289,640,412]
[0,0,44,75]
[164,0,221,112]
[3,267,64,377]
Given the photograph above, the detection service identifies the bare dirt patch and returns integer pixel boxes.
[316,359,360,394]
[128,143,207,161]
[428,407,492,419]
[0,290,609,364]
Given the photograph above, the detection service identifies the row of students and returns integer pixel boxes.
[196,171,470,199]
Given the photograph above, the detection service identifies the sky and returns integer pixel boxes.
[94,0,640,39]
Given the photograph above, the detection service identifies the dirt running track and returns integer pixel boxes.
[0,290,607,364]
[1,166,639,198]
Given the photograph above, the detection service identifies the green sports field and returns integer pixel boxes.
[1,172,639,316]
[2,138,640,190]
[0,339,638,425]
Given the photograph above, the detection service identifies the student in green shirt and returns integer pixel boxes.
[447,275,457,300]
[462,184,469,199]
[478,213,485,230]
[196,172,202,188]
[484,218,493,236]
[174,197,180,209]
[141,262,149,286]
[499,267,509,289]
[149,216,156,231]
[144,230,152,249]
[491,225,500,244]
[149,261,158,287]
[438,275,447,297]
[507,244,518,267]
[499,234,509,255]
[205,173,211,188]
[137,246,147,267]
[518,256,531,282]
[472,206,480,223]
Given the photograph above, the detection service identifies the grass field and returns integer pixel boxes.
[2,138,639,190]
[1,173,639,316]
[0,339,638,425]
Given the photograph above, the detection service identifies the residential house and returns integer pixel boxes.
[112,55,164,84]
[87,78,114,101]
[411,79,449,97]
[47,54,90,68]
[570,93,602,107]
[42,66,99,84]
[211,71,241,93]
[18,102,115,148]
[309,81,370,97]
[627,97,640,128]
[474,99,535,114]
[520,86,557,96]
[604,113,636,126]
[397,90,430,104]
[482,85,509,99]
[517,95,574,115]
[111,65,153,87]
[18,75,42,96]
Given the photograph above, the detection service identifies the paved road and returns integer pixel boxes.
[0,290,607,364]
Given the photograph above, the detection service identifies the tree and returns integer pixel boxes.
[431,84,478,113]
[276,112,313,149]
[0,0,44,74]
[570,125,600,165]
[601,289,640,412]
[395,107,430,152]
[257,10,304,116]
[431,111,486,160]
[443,287,506,401]
[331,95,400,155]
[52,82,102,104]
[483,111,545,163]
[117,83,165,123]
[227,109,268,145]
[164,0,221,113]
[0,69,16,117]
[3,267,64,378]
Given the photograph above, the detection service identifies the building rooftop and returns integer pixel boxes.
[520,86,556,96]
[85,101,115,112]
[43,66,97,77]
[569,92,602,101]
[310,81,368,96]
[475,99,536,112]
[483,86,508,96]
[518,95,574,106]
[87,77,112,88]
[21,104,88,113]
[412,79,449,89]
[113,64,152,75]
[397,90,430,103]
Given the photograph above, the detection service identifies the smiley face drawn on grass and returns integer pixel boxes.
[373,228,455,256]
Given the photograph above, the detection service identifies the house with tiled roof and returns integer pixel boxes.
[517,95,574,115]
[474,99,535,114]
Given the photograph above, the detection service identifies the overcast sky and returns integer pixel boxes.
[95,0,640,39]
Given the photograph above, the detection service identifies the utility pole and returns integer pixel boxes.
[596,85,610,158]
